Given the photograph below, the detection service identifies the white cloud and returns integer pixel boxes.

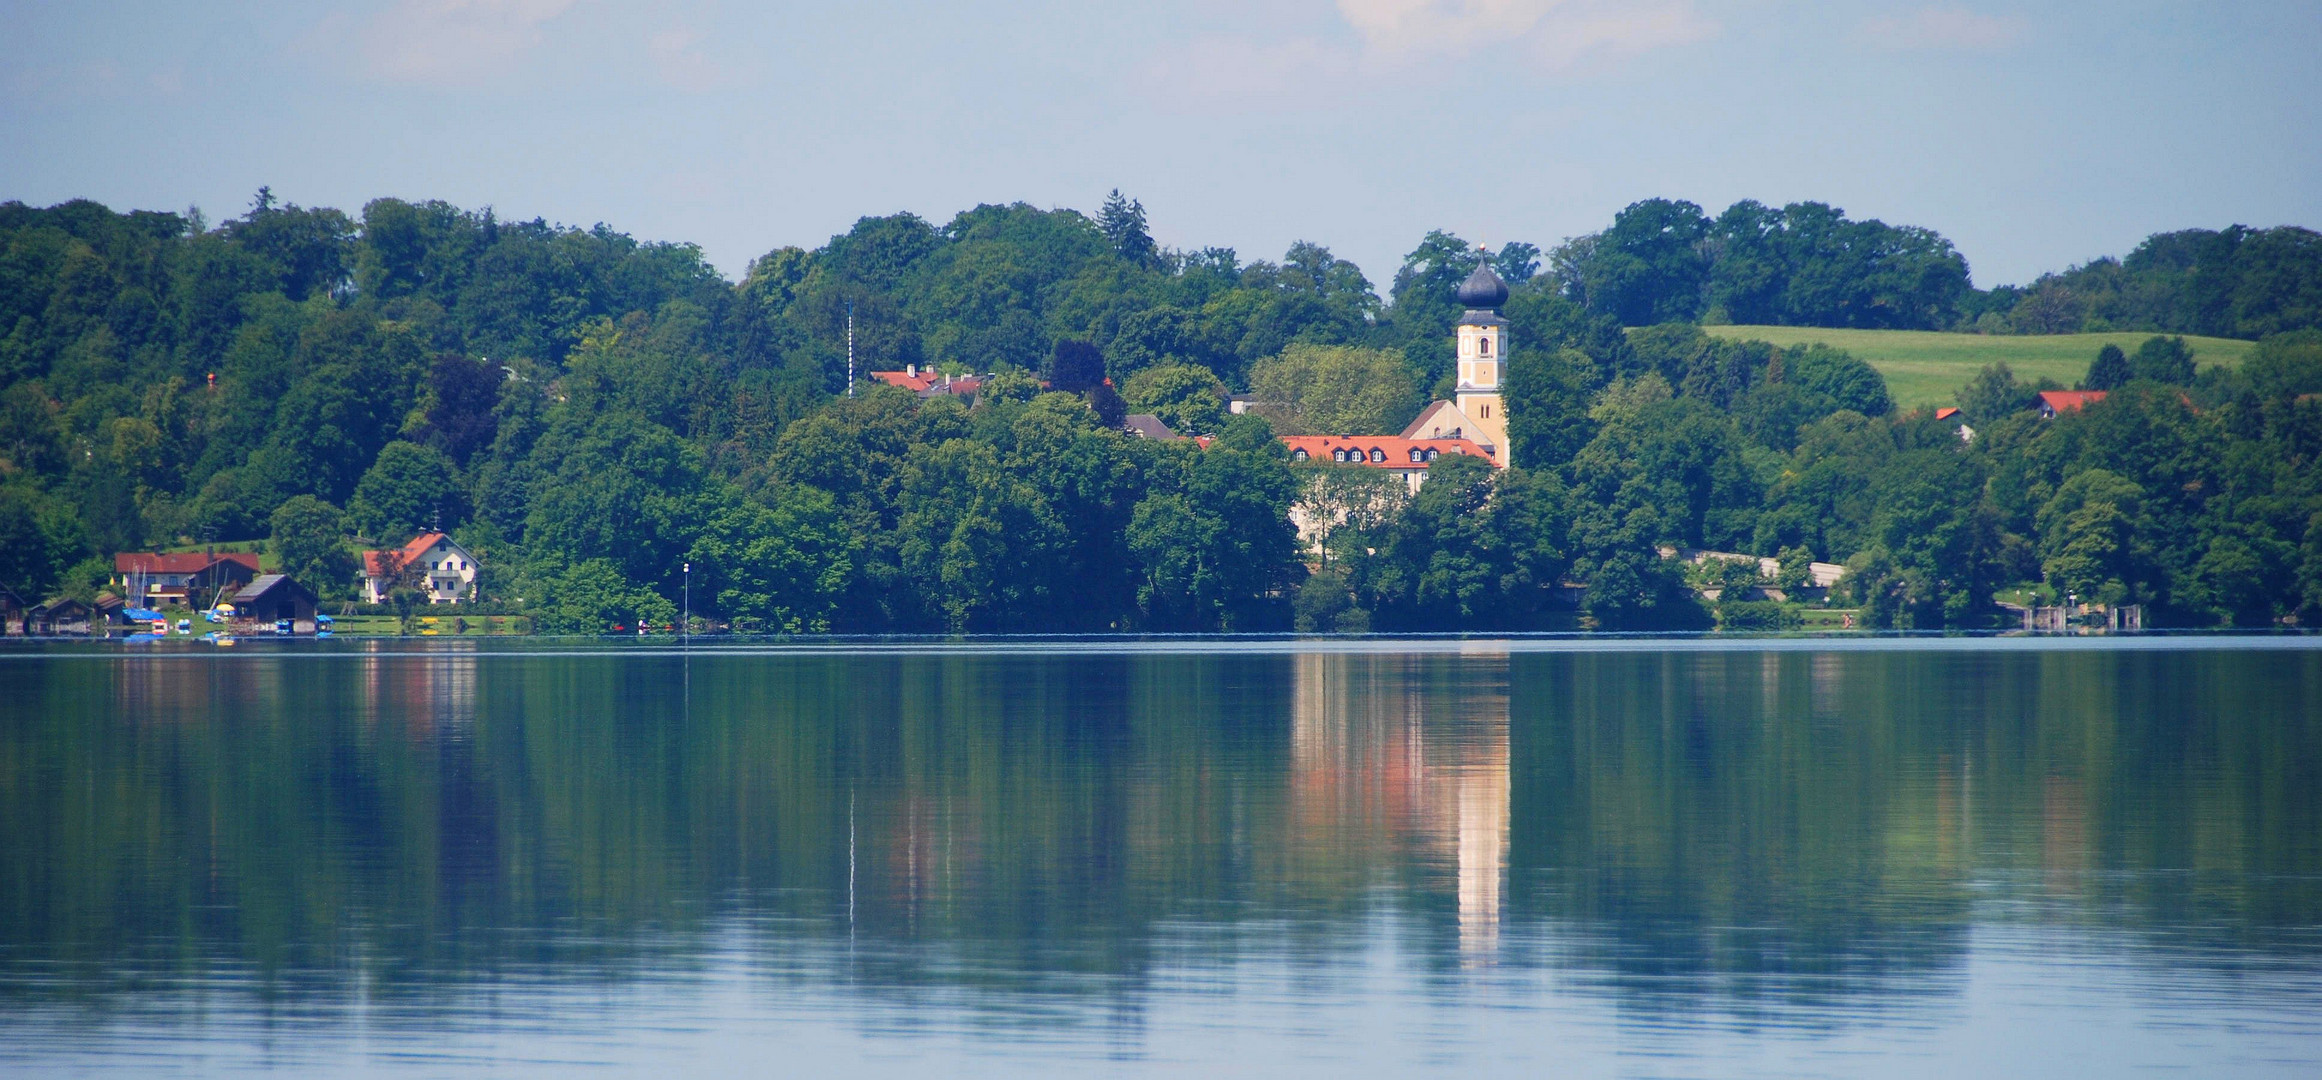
[359,0,577,84]
[1856,6,2029,51]
[1334,0,1715,67]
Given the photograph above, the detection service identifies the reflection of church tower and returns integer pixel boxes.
[1454,258,1511,462]
[1289,649,1510,964]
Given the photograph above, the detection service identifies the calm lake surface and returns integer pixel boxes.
[4,637,2320,1077]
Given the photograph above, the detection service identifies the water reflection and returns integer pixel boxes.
[1,642,2319,1074]
[1290,651,1510,961]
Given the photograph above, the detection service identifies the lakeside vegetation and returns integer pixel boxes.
[2,191,2319,632]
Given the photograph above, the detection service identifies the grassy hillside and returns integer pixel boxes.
[1700,326,2255,410]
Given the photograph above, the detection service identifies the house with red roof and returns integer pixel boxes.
[1282,435,1493,558]
[869,367,942,393]
[112,551,262,609]
[363,532,480,604]
[1281,435,1492,492]
[869,366,991,399]
[2037,390,2106,418]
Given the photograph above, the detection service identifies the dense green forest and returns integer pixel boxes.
[1548,197,2322,337]
[3,191,2320,631]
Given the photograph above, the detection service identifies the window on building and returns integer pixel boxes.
[1479,338,1491,356]
[1291,448,1308,461]
[1427,449,1439,461]
[1409,448,1424,463]
[1369,448,1386,463]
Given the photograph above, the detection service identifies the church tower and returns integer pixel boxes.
[1453,257,1510,462]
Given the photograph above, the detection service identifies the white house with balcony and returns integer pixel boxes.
[362,532,480,604]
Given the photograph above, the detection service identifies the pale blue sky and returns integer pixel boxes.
[3,1,2316,290]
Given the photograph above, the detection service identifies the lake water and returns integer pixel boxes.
[4,637,2320,1077]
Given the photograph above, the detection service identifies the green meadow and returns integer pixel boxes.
[1699,325,2255,410]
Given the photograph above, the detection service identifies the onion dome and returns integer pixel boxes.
[1456,261,1509,309]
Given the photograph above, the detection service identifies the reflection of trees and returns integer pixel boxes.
[2,646,2318,1024]
[1506,649,2322,1018]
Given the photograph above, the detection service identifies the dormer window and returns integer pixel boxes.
[1369,447,1386,463]
[1409,448,1424,463]
[1332,448,1348,462]
[1426,448,1440,461]
[1291,448,1309,461]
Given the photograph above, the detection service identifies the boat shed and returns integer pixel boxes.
[231,575,321,633]
[27,597,94,635]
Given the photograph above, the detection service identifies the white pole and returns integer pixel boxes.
[845,299,856,397]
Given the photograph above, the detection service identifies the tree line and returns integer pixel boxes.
[1547,198,2322,339]
[2,191,2320,631]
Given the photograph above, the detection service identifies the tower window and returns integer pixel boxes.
[1479,338,1491,356]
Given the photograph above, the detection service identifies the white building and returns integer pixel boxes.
[362,532,480,604]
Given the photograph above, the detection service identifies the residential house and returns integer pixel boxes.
[870,367,988,400]
[2037,390,2106,418]
[363,532,480,604]
[1122,414,1180,440]
[1282,435,1491,493]
[113,551,262,609]
[0,584,25,635]
[1283,435,1494,557]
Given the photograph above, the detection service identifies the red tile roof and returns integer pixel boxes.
[1280,435,1490,468]
[114,551,262,575]
[1933,406,1960,420]
[2038,390,2106,415]
[870,370,942,392]
[870,371,1025,398]
[363,532,449,578]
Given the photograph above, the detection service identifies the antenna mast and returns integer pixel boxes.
[845,299,856,397]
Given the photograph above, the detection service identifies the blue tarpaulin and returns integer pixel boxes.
[124,608,167,622]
